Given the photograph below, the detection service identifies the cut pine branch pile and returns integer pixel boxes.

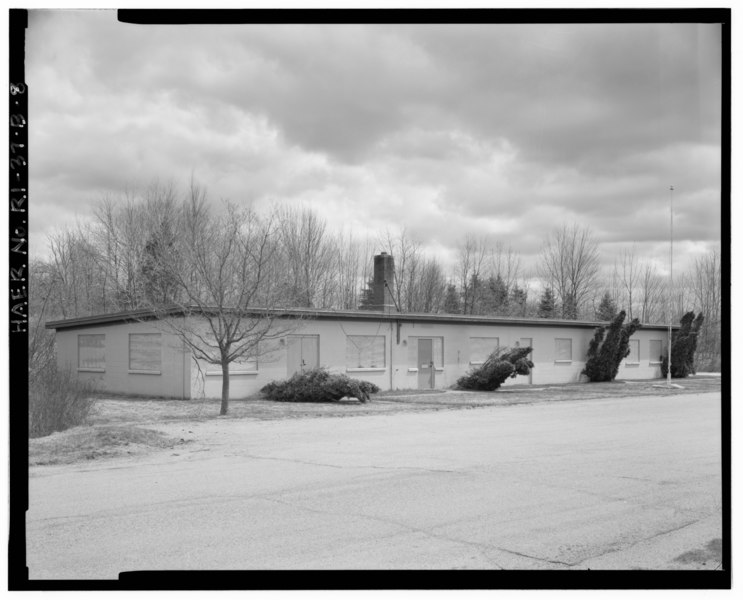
[456,346,534,391]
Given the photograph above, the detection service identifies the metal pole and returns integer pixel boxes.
[667,185,674,386]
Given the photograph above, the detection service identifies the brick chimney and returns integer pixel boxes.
[371,252,396,312]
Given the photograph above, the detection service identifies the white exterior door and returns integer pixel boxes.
[287,335,319,376]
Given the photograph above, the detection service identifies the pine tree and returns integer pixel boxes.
[595,291,618,321]
[661,311,705,378]
[140,218,178,305]
[443,283,461,314]
[510,285,528,317]
[583,310,642,382]
[481,275,509,315]
[457,346,534,391]
[537,288,556,318]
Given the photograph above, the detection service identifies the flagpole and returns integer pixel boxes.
[667,186,673,386]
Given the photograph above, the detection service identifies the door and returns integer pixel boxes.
[287,335,320,376]
[417,338,434,389]
[519,337,533,384]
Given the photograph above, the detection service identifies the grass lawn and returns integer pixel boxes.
[29,375,721,466]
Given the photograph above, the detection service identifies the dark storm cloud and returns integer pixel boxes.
[26,11,722,277]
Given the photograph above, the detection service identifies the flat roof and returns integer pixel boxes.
[45,306,675,331]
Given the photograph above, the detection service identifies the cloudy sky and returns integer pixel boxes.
[26,10,723,280]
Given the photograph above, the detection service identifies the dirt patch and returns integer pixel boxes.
[29,425,189,466]
[673,538,723,568]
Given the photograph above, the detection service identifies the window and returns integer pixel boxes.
[649,340,663,364]
[78,334,105,370]
[555,338,572,362]
[626,339,640,365]
[346,335,385,369]
[129,333,162,373]
[407,337,444,369]
[469,337,500,364]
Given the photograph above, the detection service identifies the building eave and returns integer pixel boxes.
[45,306,678,332]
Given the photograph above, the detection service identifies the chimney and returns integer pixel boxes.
[371,252,396,312]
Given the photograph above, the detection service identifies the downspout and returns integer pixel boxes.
[390,320,394,391]
[182,315,187,401]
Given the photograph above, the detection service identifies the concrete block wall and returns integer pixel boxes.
[55,320,190,398]
[54,314,671,400]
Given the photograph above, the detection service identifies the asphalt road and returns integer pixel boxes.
[26,392,722,578]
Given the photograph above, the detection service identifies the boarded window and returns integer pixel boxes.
[555,338,572,362]
[346,335,385,368]
[206,355,258,375]
[407,337,444,368]
[626,339,640,364]
[129,333,162,372]
[469,337,500,364]
[649,340,663,364]
[78,334,105,370]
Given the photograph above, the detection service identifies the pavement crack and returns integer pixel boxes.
[571,515,714,567]
[493,547,576,567]
[258,495,505,569]
[236,453,460,475]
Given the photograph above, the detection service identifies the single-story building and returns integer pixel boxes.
[46,253,673,400]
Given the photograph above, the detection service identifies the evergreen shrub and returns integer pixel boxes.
[661,311,705,378]
[582,310,641,382]
[261,368,380,403]
[456,346,534,391]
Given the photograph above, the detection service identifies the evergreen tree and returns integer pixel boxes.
[481,275,509,315]
[468,273,484,314]
[595,291,618,321]
[358,278,376,310]
[457,346,534,391]
[443,283,461,314]
[661,311,705,378]
[140,218,178,305]
[510,285,528,317]
[583,310,642,381]
[537,288,556,318]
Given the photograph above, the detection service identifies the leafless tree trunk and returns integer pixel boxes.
[457,235,489,314]
[614,246,639,320]
[151,195,299,415]
[276,205,337,308]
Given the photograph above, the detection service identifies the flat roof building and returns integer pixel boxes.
[46,254,672,400]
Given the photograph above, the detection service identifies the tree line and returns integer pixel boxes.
[31,182,722,374]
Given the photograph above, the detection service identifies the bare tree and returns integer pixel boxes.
[637,262,664,324]
[276,205,336,308]
[377,228,421,312]
[689,246,722,363]
[457,235,489,314]
[614,246,640,320]
[407,257,447,313]
[150,191,299,415]
[538,223,600,319]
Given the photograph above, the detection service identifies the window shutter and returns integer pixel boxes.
[78,334,105,369]
[129,333,162,371]
[555,338,572,361]
[469,337,499,363]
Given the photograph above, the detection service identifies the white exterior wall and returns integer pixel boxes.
[55,320,190,398]
[192,317,394,400]
[192,317,670,398]
[54,314,670,400]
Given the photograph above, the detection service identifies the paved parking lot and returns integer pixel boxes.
[27,391,722,578]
